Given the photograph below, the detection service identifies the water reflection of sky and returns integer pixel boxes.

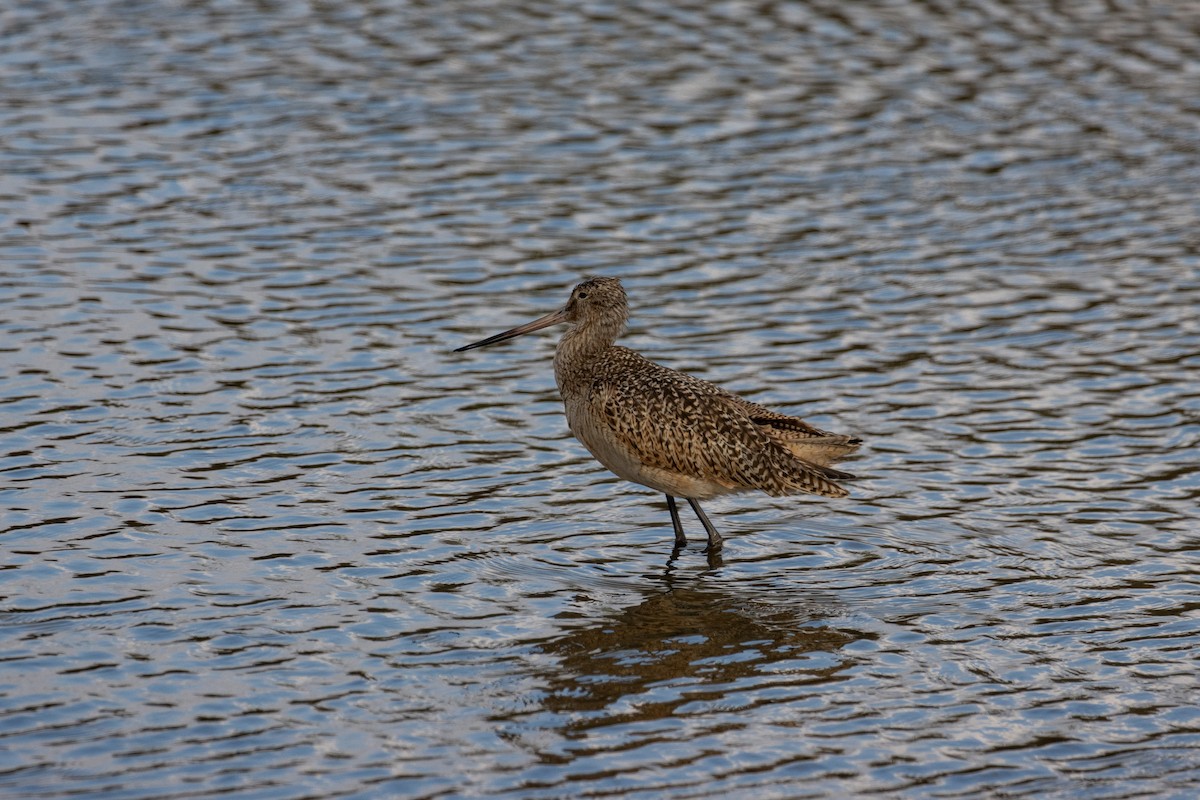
[1,0,1199,798]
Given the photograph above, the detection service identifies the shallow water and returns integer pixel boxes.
[2,0,1199,798]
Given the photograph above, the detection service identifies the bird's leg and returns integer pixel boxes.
[686,498,723,552]
[666,495,687,547]
[704,545,724,570]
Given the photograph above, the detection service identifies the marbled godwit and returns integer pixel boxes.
[455,277,861,552]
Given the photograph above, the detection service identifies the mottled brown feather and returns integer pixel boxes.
[587,347,856,498]
[461,276,863,523]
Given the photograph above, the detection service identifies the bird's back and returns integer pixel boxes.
[561,346,860,500]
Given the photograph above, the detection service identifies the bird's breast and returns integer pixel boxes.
[562,392,641,482]
[560,388,740,500]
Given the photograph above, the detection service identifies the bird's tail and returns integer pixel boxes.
[769,456,855,498]
[780,434,862,468]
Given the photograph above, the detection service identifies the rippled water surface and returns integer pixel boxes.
[3,1,1199,798]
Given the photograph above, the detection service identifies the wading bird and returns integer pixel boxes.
[455,277,861,552]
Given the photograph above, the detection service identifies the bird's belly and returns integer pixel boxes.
[565,402,738,500]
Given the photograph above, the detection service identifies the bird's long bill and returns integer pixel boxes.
[454,307,568,352]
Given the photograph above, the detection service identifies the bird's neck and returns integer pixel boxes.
[554,317,623,388]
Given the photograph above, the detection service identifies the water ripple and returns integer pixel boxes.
[2,0,1199,798]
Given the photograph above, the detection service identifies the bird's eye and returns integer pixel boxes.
[578,291,589,299]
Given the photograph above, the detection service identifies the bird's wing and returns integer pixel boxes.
[725,395,862,466]
[723,395,831,436]
[587,356,851,498]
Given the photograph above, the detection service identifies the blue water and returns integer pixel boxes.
[2,1,1199,798]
